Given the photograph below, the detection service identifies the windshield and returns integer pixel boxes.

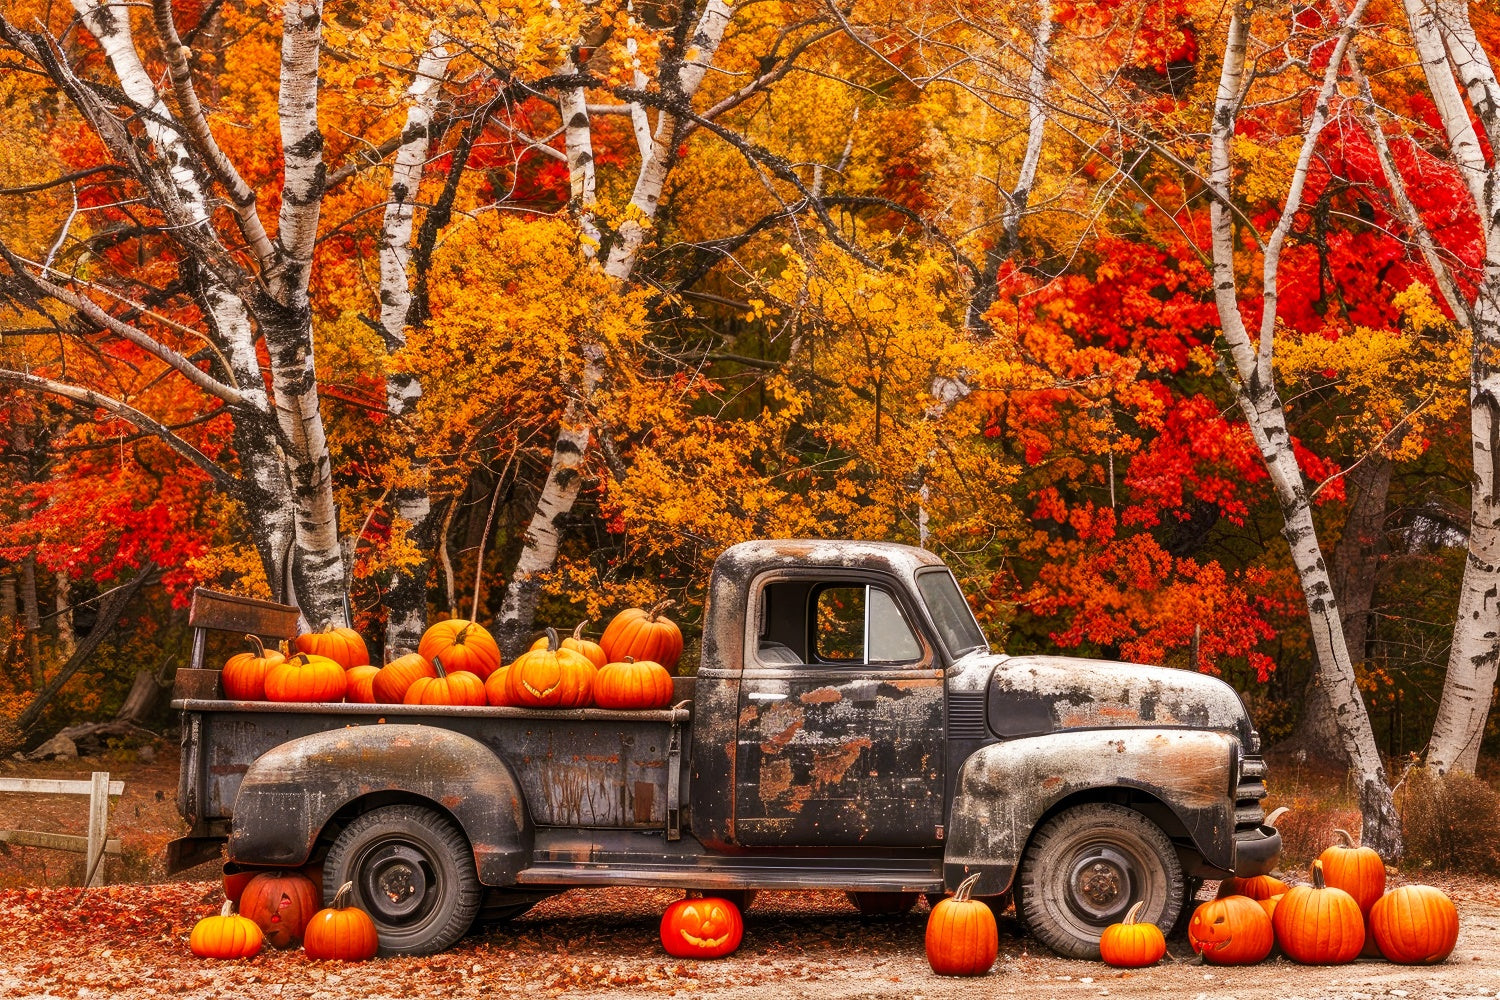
[915,568,989,656]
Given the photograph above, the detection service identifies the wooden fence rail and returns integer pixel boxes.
[0,772,124,886]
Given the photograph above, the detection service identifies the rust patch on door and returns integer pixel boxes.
[799,686,843,705]
[812,736,871,786]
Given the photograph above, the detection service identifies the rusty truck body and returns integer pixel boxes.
[169,539,1281,959]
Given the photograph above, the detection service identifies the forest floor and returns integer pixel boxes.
[2,752,1500,1000]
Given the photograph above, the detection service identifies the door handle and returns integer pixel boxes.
[748,692,786,703]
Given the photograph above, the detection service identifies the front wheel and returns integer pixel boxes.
[1015,802,1183,959]
[322,804,482,956]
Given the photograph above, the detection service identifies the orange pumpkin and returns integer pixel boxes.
[263,653,347,703]
[1317,828,1385,915]
[507,628,596,708]
[295,625,368,670]
[1217,874,1290,900]
[189,900,264,959]
[925,873,998,976]
[1188,894,1274,965]
[302,881,379,960]
[371,651,435,704]
[1273,860,1365,964]
[1258,893,1284,922]
[594,656,674,710]
[419,619,501,679]
[533,620,607,669]
[1099,900,1166,968]
[660,896,743,959]
[485,664,511,707]
[222,866,256,905]
[239,870,320,949]
[403,659,486,706]
[601,600,684,672]
[222,634,285,701]
[344,664,380,704]
[1369,884,1459,964]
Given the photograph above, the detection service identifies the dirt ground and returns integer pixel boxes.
[2,753,1500,1000]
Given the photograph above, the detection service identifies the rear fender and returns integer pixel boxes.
[229,724,531,885]
[943,728,1238,895]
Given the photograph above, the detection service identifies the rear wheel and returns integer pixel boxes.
[1015,802,1183,959]
[322,804,481,956]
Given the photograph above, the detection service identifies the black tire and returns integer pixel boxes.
[1015,802,1183,960]
[322,804,482,956]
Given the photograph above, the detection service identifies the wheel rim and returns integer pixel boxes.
[355,838,441,927]
[1064,844,1135,924]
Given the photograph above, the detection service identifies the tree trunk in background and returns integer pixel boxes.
[21,555,39,688]
[54,571,74,661]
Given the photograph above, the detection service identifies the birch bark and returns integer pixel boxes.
[1210,0,1401,855]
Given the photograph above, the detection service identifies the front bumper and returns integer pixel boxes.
[1232,821,1282,875]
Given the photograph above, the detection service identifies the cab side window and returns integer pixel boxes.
[810,584,922,664]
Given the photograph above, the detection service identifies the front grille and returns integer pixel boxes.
[947,692,989,740]
[1235,754,1267,829]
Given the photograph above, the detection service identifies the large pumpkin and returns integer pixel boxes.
[372,651,435,704]
[601,600,684,672]
[189,900,264,959]
[1187,894,1274,965]
[221,634,284,701]
[1273,860,1365,964]
[1100,900,1166,968]
[294,625,368,670]
[344,664,380,704]
[239,870,320,949]
[660,896,743,959]
[403,659,487,706]
[1317,828,1385,915]
[263,653,347,703]
[303,882,379,960]
[594,656,674,710]
[507,628,596,708]
[533,620,607,669]
[1369,884,1459,964]
[1217,874,1290,901]
[925,873,998,976]
[418,619,501,680]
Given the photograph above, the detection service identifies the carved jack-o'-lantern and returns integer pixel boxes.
[660,896,743,959]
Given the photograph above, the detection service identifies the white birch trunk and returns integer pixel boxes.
[559,55,601,257]
[1210,0,1400,856]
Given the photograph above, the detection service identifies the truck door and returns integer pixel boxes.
[734,576,946,847]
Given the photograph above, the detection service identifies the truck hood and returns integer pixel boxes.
[957,652,1258,750]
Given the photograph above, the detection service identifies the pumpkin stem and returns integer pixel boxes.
[952,872,982,903]
[545,626,560,652]
[573,620,590,640]
[1123,900,1146,925]
[431,654,449,678]
[1265,806,1289,827]
[454,620,473,643]
[1333,827,1356,849]
[624,656,635,664]
[1311,859,1326,890]
[332,881,356,909]
[244,634,266,658]
[646,599,676,622]
[219,899,235,918]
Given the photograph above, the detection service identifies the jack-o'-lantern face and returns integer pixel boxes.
[1187,895,1274,966]
[659,897,744,959]
[238,871,320,950]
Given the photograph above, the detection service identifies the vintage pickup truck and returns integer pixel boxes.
[169,539,1280,959]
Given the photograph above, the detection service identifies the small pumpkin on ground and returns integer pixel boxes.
[1258,893,1284,922]
[508,628,596,708]
[263,653,347,703]
[601,600,684,672]
[372,651,435,704]
[303,882,380,960]
[533,620,607,669]
[1188,894,1274,965]
[1369,884,1459,964]
[594,656,674,710]
[294,625,368,670]
[925,873,999,976]
[403,658,486,706]
[222,866,256,905]
[222,634,284,701]
[1100,900,1166,968]
[344,664,380,704]
[660,895,744,959]
[239,870,320,949]
[1317,828,1386,915]
[189,900,264,959]
[419,619,501,679]
[1273,860,1365,964]
[1217,874,1290,901]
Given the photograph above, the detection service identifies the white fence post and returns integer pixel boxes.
[87,771,110,887]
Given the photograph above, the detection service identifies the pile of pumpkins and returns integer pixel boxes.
[219,600,683,711]
[189,870,379,961]
[1099,827,1460,969]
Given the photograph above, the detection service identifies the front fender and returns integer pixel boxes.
[229,724,532,885]
[943,728,1238,896]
